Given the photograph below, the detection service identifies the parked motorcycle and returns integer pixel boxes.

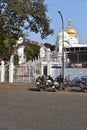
[36,75,57,91]
[36,76,42,90]
[53,75,65,90]
[48,75,65,91]
[46,76,57,91]
[36,75,47,91]
[79,76,87,92]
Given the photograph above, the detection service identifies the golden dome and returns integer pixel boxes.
[65,27,77,35]
[65,19,77,35]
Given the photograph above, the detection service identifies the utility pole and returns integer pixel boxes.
[58,11,64,89]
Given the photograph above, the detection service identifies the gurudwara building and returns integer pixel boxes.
[55,19,87,68]
[17,19,87,80]
[33,19,87,79]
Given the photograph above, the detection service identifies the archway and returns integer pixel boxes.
[10,39,47,63]
[9,39,47,83]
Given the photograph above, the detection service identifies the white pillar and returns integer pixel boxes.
[46,48,51,76]
[1,60,5,82]
[41,63,44,76]
[9,62,14,83]
[47,61,51,76]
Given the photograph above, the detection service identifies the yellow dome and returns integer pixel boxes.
[65,27,77,35]
[65,19,77,35]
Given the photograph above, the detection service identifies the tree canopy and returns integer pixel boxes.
[0,0,53,39]
[0,0,54,62]
[24,42,55,62]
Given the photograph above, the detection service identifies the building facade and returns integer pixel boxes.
[17,20,87,80]
[33,19,87,79]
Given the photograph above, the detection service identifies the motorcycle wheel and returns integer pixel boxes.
[52,86,57,92]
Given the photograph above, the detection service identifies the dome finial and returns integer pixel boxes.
[65,18,77,35]
[68,18,71,27]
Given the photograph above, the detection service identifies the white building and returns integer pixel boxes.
[16,20,87,80]
[33,19,87,79]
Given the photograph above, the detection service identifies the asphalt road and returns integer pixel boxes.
[0,83,87,130]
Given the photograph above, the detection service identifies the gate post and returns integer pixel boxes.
[9,62,14,83]
[46,48,51,76]
[9,55,14,83]
[1,60,5,82]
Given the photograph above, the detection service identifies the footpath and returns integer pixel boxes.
[0,82,35,88]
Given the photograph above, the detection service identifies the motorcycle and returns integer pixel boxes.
[46,76,57,91]
[79,76,87,92]
[53,75,65,90]
[36,76,46,91]
[36,75,57,92]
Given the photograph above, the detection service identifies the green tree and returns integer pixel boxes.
[30,44,40,59]
[0,0,54,62]
[14,54,19,65]
[0,34,16,62]
[24,44,40,61]
[24,45,34,61]
[44,43,55,51]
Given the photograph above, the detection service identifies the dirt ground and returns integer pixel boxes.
[0,82,86,93]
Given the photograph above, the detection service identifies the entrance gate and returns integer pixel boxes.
[9,38,47,83]
[13,64,35,83]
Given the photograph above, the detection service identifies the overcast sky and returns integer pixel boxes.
[28,0,87,45]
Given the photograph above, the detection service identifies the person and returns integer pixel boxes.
[47,75,54,82]
[40,75,47,89]
[41,75,47,82]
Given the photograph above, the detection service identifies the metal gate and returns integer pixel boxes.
[13,64,35,83]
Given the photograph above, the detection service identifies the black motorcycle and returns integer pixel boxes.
[36,76,46,91]
[53,75,65,90]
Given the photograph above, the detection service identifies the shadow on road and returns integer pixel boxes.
[66,86,87,93]
[27,87,64,92]
[68,88,82,92]
[27,86,87,93]
[27,87,40,92]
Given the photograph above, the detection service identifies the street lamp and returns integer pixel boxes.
[58,11,64,88]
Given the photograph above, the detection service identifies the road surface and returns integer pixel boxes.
[0,83,87,130]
